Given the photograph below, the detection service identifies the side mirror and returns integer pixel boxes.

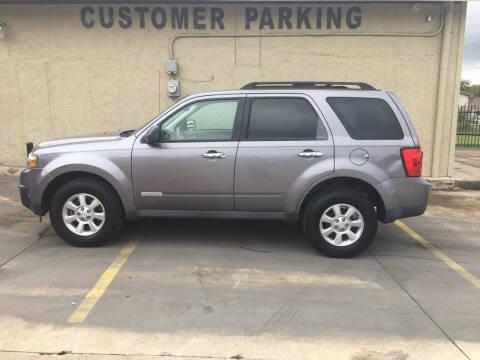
[142,126,161,144]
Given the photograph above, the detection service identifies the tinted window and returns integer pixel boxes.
[327,97,403,140]
[247,98,324,140]
[160,99,238,142]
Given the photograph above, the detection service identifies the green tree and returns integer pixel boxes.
[461,79,471,91]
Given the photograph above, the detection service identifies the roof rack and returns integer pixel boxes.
[241,82,376,91]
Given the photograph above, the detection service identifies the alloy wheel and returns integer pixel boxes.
[319,203,364,246]
[62,193,106,236]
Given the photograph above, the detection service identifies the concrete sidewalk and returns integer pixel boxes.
[453,148,480,189]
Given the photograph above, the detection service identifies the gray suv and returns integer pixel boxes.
[19,82,429,258]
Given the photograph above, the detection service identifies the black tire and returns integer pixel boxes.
[303,188,377,258]
[49,177,124,247]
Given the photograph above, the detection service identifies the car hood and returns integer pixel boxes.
[35,131,125,150]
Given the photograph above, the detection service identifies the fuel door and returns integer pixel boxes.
[350,148,370,166]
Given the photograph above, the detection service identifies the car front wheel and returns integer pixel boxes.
[49,177,124,247]
[304,188,378,258]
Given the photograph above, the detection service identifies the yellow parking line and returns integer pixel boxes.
[395,220,480,291]
[68,237,141,323]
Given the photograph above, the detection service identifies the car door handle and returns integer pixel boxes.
[298,150,323,158]
[202,151,227,159]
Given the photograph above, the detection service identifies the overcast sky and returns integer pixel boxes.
[463,1,480,84]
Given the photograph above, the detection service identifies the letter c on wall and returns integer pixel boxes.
[81,6,95,28]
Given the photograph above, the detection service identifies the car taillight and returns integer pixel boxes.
[401,147,422,177]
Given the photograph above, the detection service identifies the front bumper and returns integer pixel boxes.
[376,177,430,223]
[19,167,49,215]
[19,183,35,213]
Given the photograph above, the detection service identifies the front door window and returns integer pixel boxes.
[160,99,239,142]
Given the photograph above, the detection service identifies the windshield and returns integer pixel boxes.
[133,108,170,136]
[162,104,203,132]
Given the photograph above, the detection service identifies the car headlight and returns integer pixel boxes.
[27,153,38,168]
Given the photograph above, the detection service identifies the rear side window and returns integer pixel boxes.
[327,97,404,140]
[246,98,326,140]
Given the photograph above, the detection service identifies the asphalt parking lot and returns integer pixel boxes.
[0,175,479,360]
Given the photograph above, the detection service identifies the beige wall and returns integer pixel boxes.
[0,2,466,177]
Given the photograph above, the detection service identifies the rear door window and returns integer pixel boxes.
[326,97,404,140]
[246,98,327,140]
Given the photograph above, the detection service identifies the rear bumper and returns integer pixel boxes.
[375,177,430,223]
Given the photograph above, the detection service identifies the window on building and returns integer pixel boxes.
[327,97,404,140]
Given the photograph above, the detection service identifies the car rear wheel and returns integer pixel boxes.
[49,178,124,247]
[304,188,377,258]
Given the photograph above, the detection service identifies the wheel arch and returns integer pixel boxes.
[40,171,126,217]
[297,176,386,222]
